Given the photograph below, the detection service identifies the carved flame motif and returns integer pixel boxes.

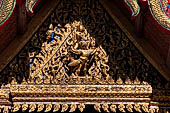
[28,21,111,84]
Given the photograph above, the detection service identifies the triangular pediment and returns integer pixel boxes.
[0,0,169,113]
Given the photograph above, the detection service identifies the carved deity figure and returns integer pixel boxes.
[61,21,110,80]
[68,38,97,76]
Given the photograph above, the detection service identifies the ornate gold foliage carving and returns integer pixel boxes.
[53,104,60,112]
[94,104,101,112]
[118,104,125,112]
[28,20,111,85]
[116,77,123,85]
[126,104,133,112]
[142,104,149,112]
[150,108,155,113]
[134,77,140,85]
[3,106,9,113]
[61,104,68,112]
[110,104,116,112]
[1,0,167,89]
[78,104,85,112]
[37,104,44,112]
[45,104,52,112]
[22,104,28,112]
[69,104,77,112]
[134,104,142,112]
[12,104,20,112]
[102,104,109,113]
[7,103,162,113]
[29,104,36,112]
[125,77,132,84]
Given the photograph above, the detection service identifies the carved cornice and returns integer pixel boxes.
[0,80,154,113]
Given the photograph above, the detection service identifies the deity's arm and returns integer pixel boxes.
[91,48,97,55]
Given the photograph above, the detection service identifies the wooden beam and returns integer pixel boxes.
[166,46,170,69]
[16,0,27,34]
[135,9,144,36]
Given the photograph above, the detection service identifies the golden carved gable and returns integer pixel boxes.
[28,21,111,84]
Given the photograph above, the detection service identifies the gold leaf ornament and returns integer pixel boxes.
[118,104,125,112]
[29,104,36,112]
[116,77,123,84]
[125,77,132,84]
[12,104,21,112]
[3,106,9,113]
[102,104,110,113]
[45,104,52,112]
[110,104,117,112]
[142,104,149,112]
[53,104,60,112]
[78,104,85,112]
[22,104,28,112]
[61,104,68,112]
[134,104,142,112]
[94,104,101,112]
[150,108,155,113]
[69,104,77,112]
[126,104,133,112]
[37,104,44,112]
[134,77,140,84]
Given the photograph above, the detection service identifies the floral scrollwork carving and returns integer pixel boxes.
[3,106,9,113]
[12,104,21,112]
[125,77,132,84]
[142,104,149,112]
[102,104,109,113]
[126,104,133,112]
[29,104,36,112]
[44,104,52,112]
[110,104,117,112]
[116,77,123,85]
[94,104,101,112]
[61,104,68,112]
[28,21,111,85]
[69,104,77,112]
[53,104,60,112]
[150,108,155,113]
[118,104,125,112]
[134,77,140,85]
[37,104,44,112]
[22,104,28,112]
[134,104,142,112]
[78,104,85,112]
